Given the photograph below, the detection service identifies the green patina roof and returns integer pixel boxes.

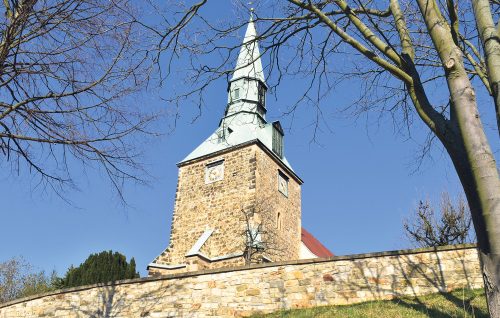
[179,16,296,175]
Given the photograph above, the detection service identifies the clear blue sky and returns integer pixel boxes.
[1,2,498,277]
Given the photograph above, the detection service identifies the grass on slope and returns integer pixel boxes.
[254,289,487,318]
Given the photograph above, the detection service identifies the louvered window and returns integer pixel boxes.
[272,126,283,158]
[258,83,266,107]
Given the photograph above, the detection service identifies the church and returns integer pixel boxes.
[148,15,332,276]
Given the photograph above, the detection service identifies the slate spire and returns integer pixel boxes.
[225,14,267,122]
[231,15,265,84]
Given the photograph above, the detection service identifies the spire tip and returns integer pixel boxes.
[248,2,254,21]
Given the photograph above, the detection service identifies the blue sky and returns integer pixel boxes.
[1,2,498,277]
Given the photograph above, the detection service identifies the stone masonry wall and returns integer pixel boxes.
[255,147,301,262]
[150,143,302,275]
[1,245,482,318]
[152,145,259,272]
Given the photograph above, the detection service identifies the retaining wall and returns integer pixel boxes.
[0,245,482,317]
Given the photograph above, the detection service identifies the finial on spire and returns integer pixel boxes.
[248,1,254,21]
[231,4,265,83]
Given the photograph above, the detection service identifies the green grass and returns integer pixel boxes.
[253,289,488,318]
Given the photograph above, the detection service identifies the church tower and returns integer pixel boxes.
[148,16,303,276]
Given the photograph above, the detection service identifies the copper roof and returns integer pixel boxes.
[301,228,334,258]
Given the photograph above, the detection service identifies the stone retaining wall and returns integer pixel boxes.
[0,245,482,317]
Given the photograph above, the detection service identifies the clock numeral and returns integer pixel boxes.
[205,160,224,184]
[278,170,289,196]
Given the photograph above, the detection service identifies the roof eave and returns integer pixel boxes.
[228,75,268,89]
[177,139,303,185]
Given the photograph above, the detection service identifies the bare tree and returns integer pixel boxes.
[239,193,290,266]
[0,257,57,303]
[241,210,286,265]
[241,208,265,265]
[404,193,475,248]
[154,0,500,314]
[240,205,285,266]
[0,0,157,199]
[0,258,23,303]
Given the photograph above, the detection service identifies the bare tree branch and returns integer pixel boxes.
[0,0,158,201]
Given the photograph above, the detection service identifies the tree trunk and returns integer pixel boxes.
[445,60,500,318]
[445,65,500,318]
[451,146,500,316]
[416,1,500,315]
[471,0,500,137]
[479,252,500,317]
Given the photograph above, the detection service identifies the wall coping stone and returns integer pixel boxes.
[0,244,477,309]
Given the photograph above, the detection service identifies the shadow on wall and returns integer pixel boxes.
[71,284,119,318]
[68,281,184,318]
[0,246,485,317]
[317,248,486,317]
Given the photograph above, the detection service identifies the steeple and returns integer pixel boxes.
[225,15,267,121]
[231,15,265,84]
[179,14,296,175]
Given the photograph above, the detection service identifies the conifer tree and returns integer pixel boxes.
[128,258,137,280]
[60,251,139,288]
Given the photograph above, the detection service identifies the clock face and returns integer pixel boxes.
[208,168,221,181]
[278,172,288,196]
[205,161,224,184]
[279,179,287,192]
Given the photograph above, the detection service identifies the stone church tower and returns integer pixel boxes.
[148,17,306,276]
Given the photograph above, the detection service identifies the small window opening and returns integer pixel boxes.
[258,83,266,106]
[217,126,233,143]
[272,124,284,158]
[234,88,240,100]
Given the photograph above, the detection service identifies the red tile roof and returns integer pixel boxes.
[301,228,334,258]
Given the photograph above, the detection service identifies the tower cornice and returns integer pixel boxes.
[177,139,303,185]
[219,109,266,127]
[227,76,268,90]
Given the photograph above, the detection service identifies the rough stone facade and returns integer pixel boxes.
[149,142,302,275]
[255,146,301,261]
[0,245,482,318]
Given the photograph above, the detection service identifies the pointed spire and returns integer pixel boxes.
[231,14,265,83]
